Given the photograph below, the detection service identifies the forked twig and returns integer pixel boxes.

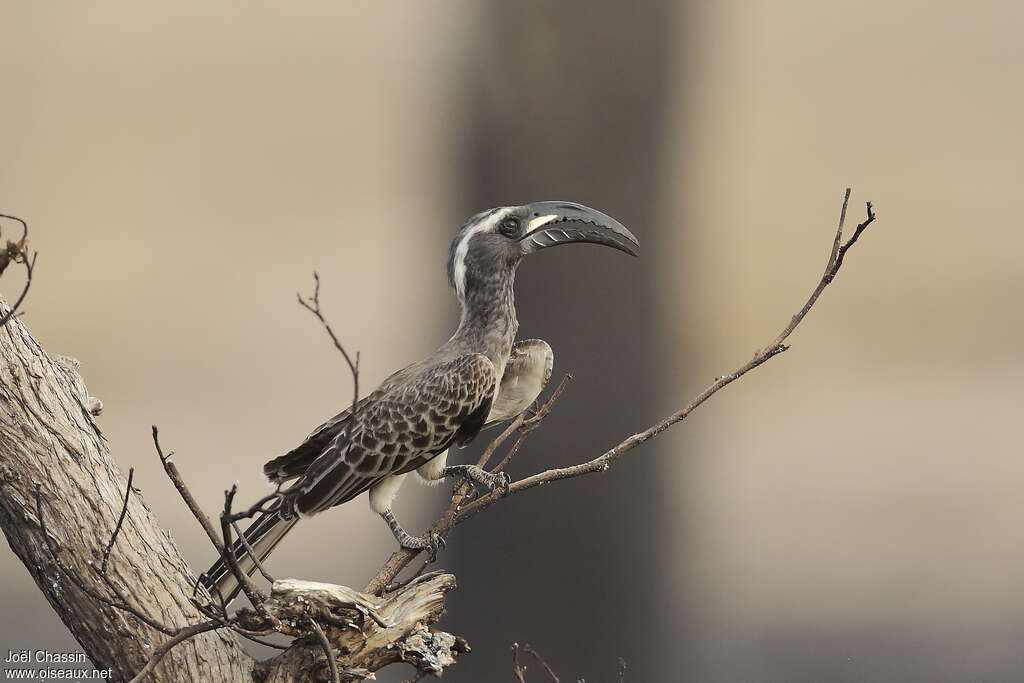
[298,272,360,413]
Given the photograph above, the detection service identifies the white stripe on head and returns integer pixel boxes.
[452,207,511,299]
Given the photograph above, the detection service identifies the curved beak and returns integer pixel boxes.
[519,201,639,257]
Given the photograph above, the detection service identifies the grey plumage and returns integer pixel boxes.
[200,201,637,602]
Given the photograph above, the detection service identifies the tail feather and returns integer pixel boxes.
[199,508,298,604]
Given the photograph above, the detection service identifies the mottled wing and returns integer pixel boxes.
[284,354,496,517]
[263,367,414,484]
[262,401,363,484]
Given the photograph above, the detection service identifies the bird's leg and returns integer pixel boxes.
[441,464,511,495]
[379,509,445,559]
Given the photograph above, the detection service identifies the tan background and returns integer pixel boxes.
[1,1,1022,681]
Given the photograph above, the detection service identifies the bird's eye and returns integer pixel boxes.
[499,216,520,237]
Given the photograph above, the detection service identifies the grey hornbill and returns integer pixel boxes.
[201,201,639,601]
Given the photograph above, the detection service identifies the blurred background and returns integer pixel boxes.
[1,1,1023,681]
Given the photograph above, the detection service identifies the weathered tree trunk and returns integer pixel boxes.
[0,297,466,682]
[0,298,255,680]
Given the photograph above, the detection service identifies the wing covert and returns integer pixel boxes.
[282,353,496,517]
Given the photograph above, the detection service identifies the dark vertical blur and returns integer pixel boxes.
[447,2,678,680]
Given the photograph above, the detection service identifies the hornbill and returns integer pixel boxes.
[200,201,638,602]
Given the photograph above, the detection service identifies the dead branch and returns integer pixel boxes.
[308,620,341,683]
[524,643,561,682]
[126,620,226,683]
[298,271,360,412]
[511,643,561,682]
[219,485,271,609]
[243,574,468,682]
[232,519,276,583]
[0,213,37,327]
[100,466,135,574]
[153,426,226,556]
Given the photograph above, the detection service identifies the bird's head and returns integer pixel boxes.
[447,201,639,298]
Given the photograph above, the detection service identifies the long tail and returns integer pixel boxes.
[198,507,298,604]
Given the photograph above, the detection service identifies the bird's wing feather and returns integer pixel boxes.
[262,366,415,484]
[486,338,553,426]
[283,353,496,517]
[262,401,363,484]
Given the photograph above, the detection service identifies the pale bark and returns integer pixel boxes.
[0,298,253,680]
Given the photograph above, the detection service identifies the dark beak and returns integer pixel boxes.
[519,201,639,257]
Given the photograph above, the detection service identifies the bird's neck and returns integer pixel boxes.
[448,270,519,367]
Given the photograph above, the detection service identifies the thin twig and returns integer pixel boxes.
[101,467,135,574]
[298,272,360,413]
[126,620,225,683]
[219,486,269,610]
[0,213,35,327]
[524,644,560,682]
[309,619,340,683]
[222,488,282,524]
[153,427,225,555]
[512,643,528,683]
[0,252,36,327]
[231,520,275,583]
[617,657,627,683]
[32,484,175,635]
[455,189,878,523]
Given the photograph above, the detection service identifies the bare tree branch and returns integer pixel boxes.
[153,426,226,557]
[524,643,561,682]
[308,619,341,683]
[219,486,270,610]
[127,620,227,683]
[512,643,528,683]
[298,271,360,412]
[0,213,37,327]
[100,467,135,574]
[232,520,276,584]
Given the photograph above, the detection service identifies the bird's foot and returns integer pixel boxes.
[382,509,446,560]
[443,465,511,496]
[399,531,446,560]
[482,470,511,496]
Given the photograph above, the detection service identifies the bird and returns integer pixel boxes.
[200,201,638,602]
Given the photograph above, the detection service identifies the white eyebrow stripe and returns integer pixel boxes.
[452,208,510,299]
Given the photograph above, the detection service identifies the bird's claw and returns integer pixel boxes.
[424,532,445,561]
[399,531,446,561]
[463,470,509,497]
[461,482,481,503]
